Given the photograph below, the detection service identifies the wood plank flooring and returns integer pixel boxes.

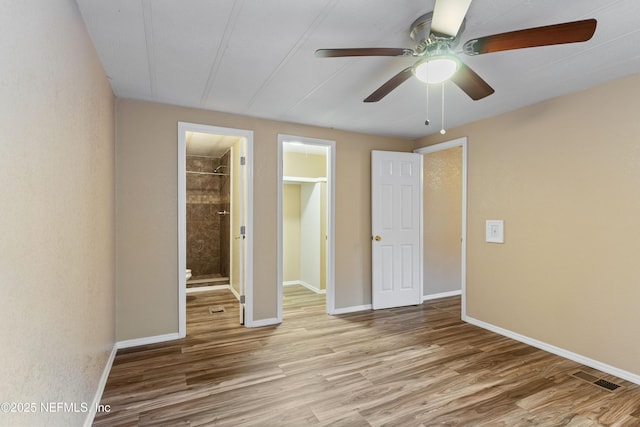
[94,286,640,426]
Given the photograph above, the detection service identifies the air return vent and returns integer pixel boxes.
[209,305,225,314]
[593,379,621,391]
[571,371,622,392]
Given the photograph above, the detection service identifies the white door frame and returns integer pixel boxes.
[414,137,467,318]
[277,134,336,321]
[177,122,255,336]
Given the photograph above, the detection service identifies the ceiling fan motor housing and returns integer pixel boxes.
[410,12,463,55]
[409,12,433,53]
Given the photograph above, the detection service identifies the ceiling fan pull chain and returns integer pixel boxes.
[440,83,446,135]
[425,83,430,126]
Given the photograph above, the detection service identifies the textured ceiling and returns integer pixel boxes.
[77,0,640,139]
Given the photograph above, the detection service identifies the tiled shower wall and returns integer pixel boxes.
[186,152,230,278]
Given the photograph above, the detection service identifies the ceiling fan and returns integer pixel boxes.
[315,0,597,102]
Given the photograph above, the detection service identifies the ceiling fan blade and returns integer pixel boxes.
[315,48,415,58]
[431,0,473,38]
[463,19,597,55]
[450,62,494,100]
[364,67,413,102]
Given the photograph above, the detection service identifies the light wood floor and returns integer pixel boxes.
[95,286,640,426]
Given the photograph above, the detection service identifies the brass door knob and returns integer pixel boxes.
[374,235,381,241]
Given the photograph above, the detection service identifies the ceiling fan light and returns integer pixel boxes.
[413,56,458,84]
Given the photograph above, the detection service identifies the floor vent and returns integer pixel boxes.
[593,379,621,391]
[571,371,622,392]
[209,305,225,314]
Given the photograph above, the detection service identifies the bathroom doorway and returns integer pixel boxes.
[277,134,336,321]
[185,135,232,288]
[178,122,254,334]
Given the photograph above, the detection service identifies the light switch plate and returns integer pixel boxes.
[486,220,504,243]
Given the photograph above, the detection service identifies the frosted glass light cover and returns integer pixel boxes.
[413,57,458,84]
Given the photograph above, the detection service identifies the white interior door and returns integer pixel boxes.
[371,150,422,309]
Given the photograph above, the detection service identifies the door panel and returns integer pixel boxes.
[372,151,422,309]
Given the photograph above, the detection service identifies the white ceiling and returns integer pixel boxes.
[186,132,239,158]
[76,0,640,139]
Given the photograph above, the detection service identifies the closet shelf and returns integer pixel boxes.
[283,176,327,184]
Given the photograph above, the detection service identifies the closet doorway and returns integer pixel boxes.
[277,135,336,321]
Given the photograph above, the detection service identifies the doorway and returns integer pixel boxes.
[178,122,254,335]
[277,134,336,321]
[184,136,233,289]
[414,137,467,316]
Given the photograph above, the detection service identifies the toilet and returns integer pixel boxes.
[186,269,192,281]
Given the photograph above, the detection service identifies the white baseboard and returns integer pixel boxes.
[116,332,181,349]
[246,317,280,328]
[332,304,372,315]
[299,280,326,294]
[423,290,462,301]
[283,280,326,294]
[186,284,230,294]
[465,316,640,387]
[228,284,240,300]
[187,277,229,285]
[185,284,242,302]
[83,343,117,427]
[283,280,299,286]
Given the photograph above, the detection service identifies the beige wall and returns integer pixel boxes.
[0,1,115,425]
[300,183,322,290]
[415,73,640,377]
[283,184,301,281]
[115,98,413,339]
[283,182,328,291]
[283,152,327,178]
[423,147,462,296]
